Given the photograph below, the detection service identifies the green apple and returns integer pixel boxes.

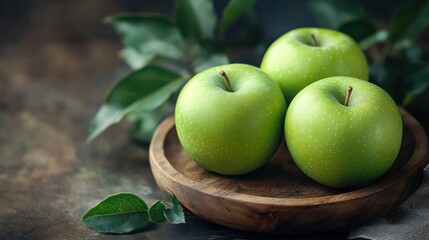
[175,64,287,175]
[285,76,403,188]
[261,28,368,103]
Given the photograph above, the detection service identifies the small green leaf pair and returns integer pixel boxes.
[82,192,185,234]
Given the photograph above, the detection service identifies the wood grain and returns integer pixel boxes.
[149,108,429,233]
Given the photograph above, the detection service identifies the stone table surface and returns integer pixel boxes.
[2,29,357,240]
[0,39,348,240]
[1,1,427,239]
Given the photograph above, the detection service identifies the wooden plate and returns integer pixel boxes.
[149,108,428,233]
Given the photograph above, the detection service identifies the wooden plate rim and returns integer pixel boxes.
[149,108,428,207]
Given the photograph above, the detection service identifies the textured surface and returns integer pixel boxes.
[0,39,348,240]
[349,167,429,240]
[1,1,428,239]
[0,1,347,239]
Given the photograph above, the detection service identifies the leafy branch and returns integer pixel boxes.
[83,0,429,235]
[309,0,429,107]
[84,0,258,234]
[87,0,258,143]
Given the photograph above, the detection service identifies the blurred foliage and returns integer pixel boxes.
[89,0,429,143]
[309,0,429,108]
[88,0,257,143]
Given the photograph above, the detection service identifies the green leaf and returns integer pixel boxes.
[81,193,150,234]
[401,63,429,106]
[175,0,217,41]
[308,0,367,29]
[338,18,377,42]
[119,47,153,70]
[87,66,183,143]
[106,13,184,64]
[309,0,377,43]
[148,200,167,223]
[359,29,389,50]
[128,103,174,143]
[403,46,429,62]
[164,192,185,224]
[193,42,229,73]
[219,0,257,36]
[126,80,182,113]
[372,52,429,106]
[370,56,397,98]
[390,0,429,43]
[129,112,164,144]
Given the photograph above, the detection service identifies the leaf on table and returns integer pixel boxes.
[148,200,167,223]
[174,0,217,41]
[164,192,186,224]
[106,13,184,66]
[81,193,150,234]
[87,66,183,143]
[219,0,258,36]
[390,0,429,44]
[193,41,229,73]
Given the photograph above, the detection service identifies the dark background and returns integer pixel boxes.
[0,1,426,240]
[1,0,426,137]
[0,0,408,43]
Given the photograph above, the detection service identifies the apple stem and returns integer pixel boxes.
[219,70,233,92]
[344,86,353,107]
[311,34,319,46]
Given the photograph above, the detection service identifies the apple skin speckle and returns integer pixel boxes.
[175,64,287,175]
[261,28,368,104]
[285,77,403,189]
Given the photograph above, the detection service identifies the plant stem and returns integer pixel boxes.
[311,34,319,46]
[219,70,233,92]
[344,86,353,107]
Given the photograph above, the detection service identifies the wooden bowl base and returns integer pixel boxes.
[149,109,428,233]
